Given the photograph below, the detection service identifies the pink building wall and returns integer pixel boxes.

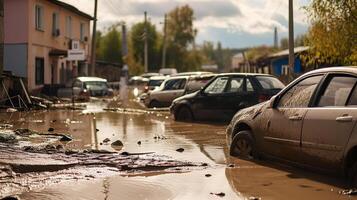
[4,0,28,43]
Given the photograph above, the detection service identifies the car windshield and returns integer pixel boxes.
[84,81,108,89]
[256,76,285,90]
[185,76,214,94]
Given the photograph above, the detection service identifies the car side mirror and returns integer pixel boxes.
[268,95,277,109]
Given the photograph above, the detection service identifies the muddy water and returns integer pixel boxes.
[0,96,355,199]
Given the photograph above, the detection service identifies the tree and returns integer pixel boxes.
[166,5,198,71]
[304,0,357,66]
[96,25,122,64]
[130,22,161,72]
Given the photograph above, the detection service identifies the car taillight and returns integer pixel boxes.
[80,89,90,96]
[144,86,149,92]
[258,94,269,103]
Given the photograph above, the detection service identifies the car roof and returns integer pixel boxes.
[303,66,357,76]
[149,76,168,80]
[77,77,107,82]
[171,71,212,77]
[215,73,276,77]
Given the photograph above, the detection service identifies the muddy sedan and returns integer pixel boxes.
[170,73,284,121]
[226,67,357,186]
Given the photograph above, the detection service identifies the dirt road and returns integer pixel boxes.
[0,93,355,200]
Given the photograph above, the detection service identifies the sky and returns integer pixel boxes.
[62,0,311,49]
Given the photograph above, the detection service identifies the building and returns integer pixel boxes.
[3,0,93,93]
[231,52,245,72]
[268,46,309,82]
[0,0,3,75]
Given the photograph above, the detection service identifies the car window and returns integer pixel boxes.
[246,78,254,92]
[73,80,82,88]
[185,77,212,94]
[318,76,357,107]
[226,77,244,93]
[204,77,229,94]
[164,79,185,90]
[347,85,357,106]
[278,75,323,108]
[256,76,285,90]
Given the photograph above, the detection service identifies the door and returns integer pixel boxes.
[263,75,324,161]
[301,75,357,171]
[156,78,186,106]
[193,76,230,120]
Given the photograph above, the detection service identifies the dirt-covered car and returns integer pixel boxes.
[226,67,357,186]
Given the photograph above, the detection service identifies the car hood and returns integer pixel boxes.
[173,90,199,103]
[230,101,269,123]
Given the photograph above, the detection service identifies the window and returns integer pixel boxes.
[80,23,85,41]
[227,77,244,93]
[204,77,229,94]
[52,12,59,36]
[164,79,186,90]
[246,78,255,92]
[256,76,285,90]
[278,75,323,108]
[66,16,72,38]
[35,58,44,85]
[35,5,44,30]
[318,76,356,107]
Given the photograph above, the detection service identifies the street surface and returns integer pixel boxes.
[0,88,355,200]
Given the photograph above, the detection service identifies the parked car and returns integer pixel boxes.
[72,77,113,100]
[159,68,178,76]
[226,67,357,186]
[140,73,162,79]
[144,76,189,108]
[170,73,284,121]
[144,76,168,93]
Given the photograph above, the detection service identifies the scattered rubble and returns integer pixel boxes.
[111,140,124,146]
[176,148,185,153]
[340,189,357,195]
[210,192,225,197]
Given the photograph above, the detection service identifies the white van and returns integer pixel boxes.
[159,68,178,76]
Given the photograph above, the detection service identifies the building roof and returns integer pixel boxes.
[269,46,309,58]
[49,0,93,20]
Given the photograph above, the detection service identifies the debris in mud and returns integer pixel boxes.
[48,127,54,132]
[0,124,13,129]
[103,138,111,143]
[210,192,225,197]
[205,174,212,177]
[60,135,73,142]
[176,148,185,152]
[228,164,235,168]
[1,196,19,200]
[0,133,17,143]
[248,197,261,200]
[201,163,208,167]
[111,140,123,146]
[340,189,357,195]
[137,141,142,145]
[96,128,99,132]
[14,128,36,136]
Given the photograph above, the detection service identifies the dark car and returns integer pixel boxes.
[170,73,285,121]
[226,67,357,186]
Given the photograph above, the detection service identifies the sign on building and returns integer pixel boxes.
[67,49,85,61]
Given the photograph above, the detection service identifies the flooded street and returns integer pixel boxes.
[0,91,355,200]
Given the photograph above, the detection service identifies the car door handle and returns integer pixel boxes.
[336,116,353,122]
[289,115,303,121]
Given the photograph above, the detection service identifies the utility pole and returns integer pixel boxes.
[161,14,167,69]
[288,0,295,81]
[274,27,278,49]
[144,11,148,73]
[90,0,98,76]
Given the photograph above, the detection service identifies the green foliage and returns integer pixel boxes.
[304,0,357,66]
[96,26,122,64]
[130,22,161,72]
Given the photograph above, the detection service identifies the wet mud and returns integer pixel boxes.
[0,89,356,199]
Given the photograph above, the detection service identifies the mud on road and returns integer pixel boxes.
[0,94,355,200]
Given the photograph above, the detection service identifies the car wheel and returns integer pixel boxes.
[149,100,160,108]
[175,106,193,122]
[348,161,357,187]
[230,131,255,159]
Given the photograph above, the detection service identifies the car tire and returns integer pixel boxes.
[149,100,160,108]
[348,161,357,187]
[229,130,256,159]
[175,106,193,122]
